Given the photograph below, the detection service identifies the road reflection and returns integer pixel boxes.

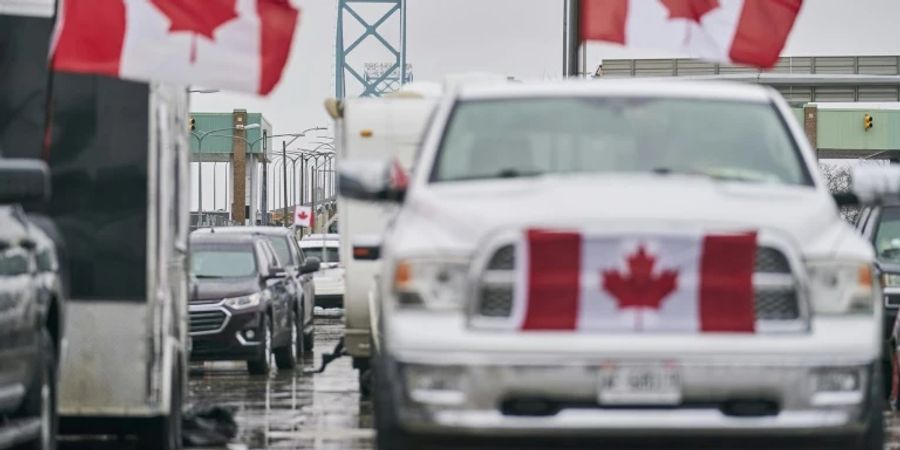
[187,317,374,450]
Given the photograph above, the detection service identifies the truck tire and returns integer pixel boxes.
[140,361,183,450]
[303,325,315,353]
[275,311,299,370]
[247,315,275,375]
[855,367,885,450]
[14,329,57,450]
[373,353,433,450]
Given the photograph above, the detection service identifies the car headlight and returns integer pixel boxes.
[806,260,875,314]
[224,292,263,310]
[392,258,469,310]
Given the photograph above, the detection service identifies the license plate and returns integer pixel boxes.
[598,364,681,406]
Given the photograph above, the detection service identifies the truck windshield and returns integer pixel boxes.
[191,247,258,279]
[432,97,810,185]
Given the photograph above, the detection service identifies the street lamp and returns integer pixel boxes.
[191,123,260,226]
[277,127,327,227]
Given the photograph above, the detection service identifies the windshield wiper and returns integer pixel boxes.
[194,275,225,279]
[651,167,770,183]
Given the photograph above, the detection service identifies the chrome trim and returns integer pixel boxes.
[235,330,261,346]
[188,300,232,336]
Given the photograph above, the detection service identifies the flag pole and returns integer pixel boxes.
[42,0,61,162]
[563,0,581,78]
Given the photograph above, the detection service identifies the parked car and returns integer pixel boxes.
[0,159,65,450]
[856,203,900,408]
[193,227,317,352]
[341,80,891,449]
[300,236,344,308]
[188,232,320,374]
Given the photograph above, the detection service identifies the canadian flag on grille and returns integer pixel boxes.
[50,0,300,95]
[581,0,803,69]
[515,230,757,333]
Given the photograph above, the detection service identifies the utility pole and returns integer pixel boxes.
[261,134,268,225]
[282,141,289,227]
[563,0,581,78]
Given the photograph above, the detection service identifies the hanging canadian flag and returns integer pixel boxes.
[293,205,313,228]
[515,230,757,333]
[50,0,300,95]
[581,0,803,69]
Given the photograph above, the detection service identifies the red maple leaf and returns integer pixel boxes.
[603,246,678,310]
[297,211,309,220]
[150,0,239,62]
[659,0,720,23]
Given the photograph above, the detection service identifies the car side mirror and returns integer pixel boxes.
[339,159,407,203]
[836,165,900,207]
[352,235,382,261]
[0,159,50,204]
[300,257,321,275]
[266,267,287,280]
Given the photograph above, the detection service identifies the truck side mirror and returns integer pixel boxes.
[300,257,321,274]
[0,159,50,204]
[835,166,900,207]
[339,159,407,203]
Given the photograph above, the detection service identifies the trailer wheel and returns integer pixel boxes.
[14,329,57,450]
[141,361,183,450]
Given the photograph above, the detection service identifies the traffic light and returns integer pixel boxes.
[864,113,874,131]
[190,117,196,132]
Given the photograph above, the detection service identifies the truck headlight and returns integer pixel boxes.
[806,260,875,314]
[224,292,262,310]
[392,258,469,310]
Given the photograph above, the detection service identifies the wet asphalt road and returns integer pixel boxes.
[56,314,900,449]
[187,315,373,450]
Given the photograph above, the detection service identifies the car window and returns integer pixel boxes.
[875,207,900,262]
[432,97,810,186]
[191,245,257,278]
[0,248,30,276]
[261,241,282,269]
[265,235,294,266]
[36,248,56,272]
[302,246,340,263]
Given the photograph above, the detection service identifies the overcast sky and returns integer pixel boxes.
[190,0,900,210]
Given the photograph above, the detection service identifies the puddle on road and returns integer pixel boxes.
[188,317,374,450]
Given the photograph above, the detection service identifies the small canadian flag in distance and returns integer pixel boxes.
[294,205,313,228]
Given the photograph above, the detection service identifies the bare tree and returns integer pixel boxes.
[818,163,858,224]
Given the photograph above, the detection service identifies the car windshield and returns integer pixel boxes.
[303,246,340,264]
[432,97,810,185]
[265,236,294,266]
[191,245,257,278]
[0,249,29,276]
[875,208,900,262]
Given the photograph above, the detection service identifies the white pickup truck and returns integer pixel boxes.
[339,80,897,450]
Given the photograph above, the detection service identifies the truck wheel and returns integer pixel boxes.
[14,329,57,450]
[248,315,275,375]
[856,368,885,450]
[373,353,427,450]
[275,311,299,370]
[140,361,183,450]
[303,325,315,353]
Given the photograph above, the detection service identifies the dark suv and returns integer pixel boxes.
[193,227,317,351]
[0,159,65,450]
[188,233,319,374]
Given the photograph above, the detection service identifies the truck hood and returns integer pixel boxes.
[192,277,260,302]
[390,174,871,260]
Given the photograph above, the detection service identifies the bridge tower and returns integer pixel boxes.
[335,0,410,98]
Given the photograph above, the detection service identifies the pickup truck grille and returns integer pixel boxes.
[190,309,228,334]
[473,244,804,327]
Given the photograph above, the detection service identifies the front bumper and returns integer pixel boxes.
[385,355,876,437]
[189,304,264,362]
